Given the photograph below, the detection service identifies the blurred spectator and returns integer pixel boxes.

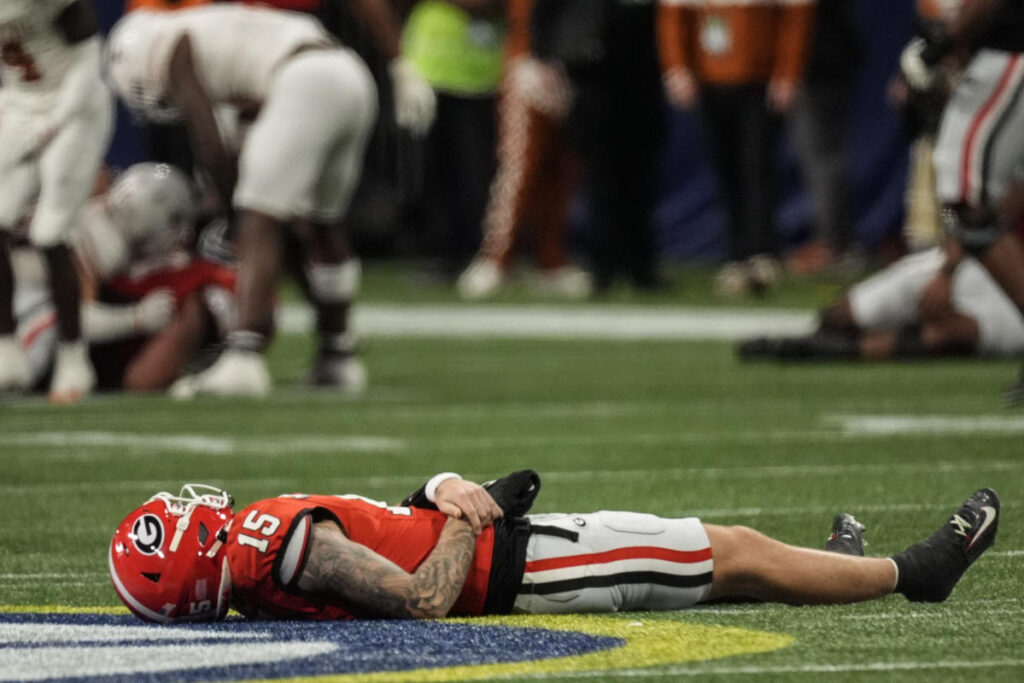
[658,0,814,297]
[785,0,865,276]
[402,0,504,279]
[532,0,666,293]
[457,0,589,300]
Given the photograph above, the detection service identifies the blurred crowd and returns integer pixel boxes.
[3,0,1024,402]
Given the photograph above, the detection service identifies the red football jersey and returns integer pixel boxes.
[225,495,496,620]
[105,260,236,305]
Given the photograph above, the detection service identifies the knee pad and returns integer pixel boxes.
[942,206,1007,255]
[306,259,361,304]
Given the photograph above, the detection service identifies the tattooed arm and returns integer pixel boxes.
[296,518,478,619]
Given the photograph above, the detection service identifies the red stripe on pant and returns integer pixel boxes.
[524,546,712,573]
[960,55,1022,203]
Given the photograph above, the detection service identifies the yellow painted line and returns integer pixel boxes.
[249,614,793,683]
[0,605,129,615]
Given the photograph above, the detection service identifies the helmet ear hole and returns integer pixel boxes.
[141,572,161,584]
[198,522,210,546]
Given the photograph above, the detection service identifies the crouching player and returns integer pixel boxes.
[109,470,998,622]
[13,163,236,393]
[107,5,377,397]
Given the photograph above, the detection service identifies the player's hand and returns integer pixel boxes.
[663,67,699,110]
[133,289,176,333]
[901,37,941,91]
[434,478,503,534]
[389,57,437,136]
[510,58,572,117]
[767,78,798,113]
[918,271,955,322]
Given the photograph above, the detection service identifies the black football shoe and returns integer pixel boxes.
[891,488,1000,602]
[825,513,866,556]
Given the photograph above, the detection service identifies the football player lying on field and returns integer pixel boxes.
[739,234,1024,361]
[110,470,999,622]
[12,163,236,393]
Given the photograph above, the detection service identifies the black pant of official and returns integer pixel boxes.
[570,72,664,291]
[699,84,780,262]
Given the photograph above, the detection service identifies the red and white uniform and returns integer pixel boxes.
[107,6,377,222]
[226,494,496,619]
[848,247,1024,356]
[225,494,714,619]
[933,50,1024,207]
[0,0,113,246]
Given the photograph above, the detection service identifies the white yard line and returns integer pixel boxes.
[1,432,405,455]
[830,414,1024,435]
[279,304,815,340]
[546,659,1024,678]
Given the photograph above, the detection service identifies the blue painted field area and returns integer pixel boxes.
[0,612,621,682]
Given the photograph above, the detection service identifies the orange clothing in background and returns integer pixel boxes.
[657,0,814,85]
[126,0,211,11]
[506,0,533,59]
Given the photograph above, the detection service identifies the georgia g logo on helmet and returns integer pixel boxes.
[131,514,165,555]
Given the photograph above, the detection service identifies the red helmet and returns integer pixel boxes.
[109,485,234,623]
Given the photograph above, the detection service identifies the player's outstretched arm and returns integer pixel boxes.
[167,35,237,206]
[297,518,477,619]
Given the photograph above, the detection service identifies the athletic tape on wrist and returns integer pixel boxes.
[425,473,462,503]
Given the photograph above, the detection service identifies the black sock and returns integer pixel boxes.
[890,539,967,602]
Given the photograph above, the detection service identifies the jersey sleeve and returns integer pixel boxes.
[225,497,352,620]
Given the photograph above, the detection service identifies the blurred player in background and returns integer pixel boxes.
[107,5,380,397]
[0,0,113,402]
[13,162,236,393]
[900,0,1024,400]
[738,232,1024,361]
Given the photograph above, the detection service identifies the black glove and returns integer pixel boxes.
[482,469,542,518]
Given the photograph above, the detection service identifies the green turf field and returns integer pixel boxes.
[1,262,1022,681]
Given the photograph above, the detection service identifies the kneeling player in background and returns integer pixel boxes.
[739,235,1024,361]
[107,5,380,397]
[110,470,998,623]
[13,163,236,393]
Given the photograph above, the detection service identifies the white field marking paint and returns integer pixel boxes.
[278,303,816,340]
[839,607,1023,620]
[2,432,405,456]
[0,623,266,644]
[541,659,1024,678]
[828,414,1024,435]
[0,642,337,682]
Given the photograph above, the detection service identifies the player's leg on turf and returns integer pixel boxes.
[303,51,375,392]
[705,524,896,604]
[708,487,999,605]
[32,86,112,402]
[0,129,41,391]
